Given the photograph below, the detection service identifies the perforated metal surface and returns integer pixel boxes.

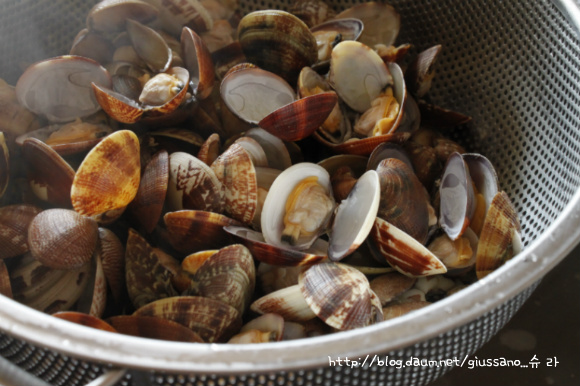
[0,0,579,385]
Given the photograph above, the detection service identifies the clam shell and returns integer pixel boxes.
[382,301,430,321]
[28,209,99,270]
[128,150,169,234]
[334,2,400,47]
[369,272,416,306]
[261,162,334,250]
[212,41,247,80]
[228,329,277,344]
[15,55,112,123]
[71,130,141,217]
[418,101,472,129]
[22,138,75,208]
[97,228,125,305]
[107,315,204,342]
[0,204,42,260]
[164,210,241,254]
[300,262,377,330]
[427,228,478,270]
[329,40,392,113]
[239,313,285,341]
[310,18,364,42]
[0,132,8,198]
[257,263,301,294]
[0,260,12,298]
[126,19,172,73]
[258,92,338,142]
[77,251,108,318]
[405,45,442,99]
[92,83,144,124]
[144,0,213,36]
[210,143,258,224]
[244,128,292,170]
[125,228,178,309]
[52,311,117,332]
[181,27,215,100]
[371,217,447,277]
[224,225,327,266]
[167,151,224,213]
[133,296,242,343]
[250,284,316,322]
[220,67,296,124]
[376,158,430,244]
[463,153,499,212]
[476,191,521,279]
[197,133,221,166]
[439,152,475,240]
[238,10,318,85]
[291,0,336,28]
[182,250,217,274]
[70,29,115,65]
[367,142,412,172]
[403,141,441,191]
[233,137,268,167]
[86,0,158,33]
[328,170,380,261]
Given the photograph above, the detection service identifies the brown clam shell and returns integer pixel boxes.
[181,27,215,100]
[97,228,125,305]
[53,311,117,332]
[251,284,316,322]
[0,132,8,199]
[128,150,169,234]
[224,225,327,266]
[291,0,336,28]
[92,83,143,124]
[189,244,256,314]
[28,209,99,270]
[22,138,75,208]
[403,141,441,192]
[0,204,42,260]
[212,41,247,80]
[107,315,204,342]
[371,217,447,277]
[239,313,285,341]
[369,272,416,306]
[0,260,12,298]
[210,143,258,224]
[167,152,224,213]
[164,210,241,254]
[237,10,318,85]
[86,0,159,33]
[258,92,338,142]
[418,101,472,129]
[382,301,431,321]
[300,262,379,330]
[319,131,411,156]
[376,158,430,244]
[182,250,217,274]
[125,228,177,309]
[476,191,522,279]
[71,130,141,217]
[405,45,442,99]
[133,296,242,343]
[197,133,221,166]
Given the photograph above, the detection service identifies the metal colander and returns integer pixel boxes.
[1,0,580,385]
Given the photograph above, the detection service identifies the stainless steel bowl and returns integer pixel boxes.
[1,0,580,385]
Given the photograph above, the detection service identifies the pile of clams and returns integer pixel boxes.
[0,0,522,344]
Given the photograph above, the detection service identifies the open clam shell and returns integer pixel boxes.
[371,217,447,277]
[164,210,241,254]
[405,45,442,99]
[133,296,242,343]
[300,262,380,330]
[224,225,327,266]
[181,27,215,100]
[261,162,334,250]
[0,204,42,260]
[475,191,522,279]
[244,128,293,170]
[22,138,75,208]
[167,151,224,213]
[107,315,204,342]
[15,55,112,123]
[126,19,172,73]
[334,2,400,48]
[71,130,141,217]
[367,142,412,171]
[439,152,475,240]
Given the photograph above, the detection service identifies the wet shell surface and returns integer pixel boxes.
[300,262,379,330]
[28,209,99,270]
[71,130,141,217]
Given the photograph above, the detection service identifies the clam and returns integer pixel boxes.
[475,191,522,279]
[125,228,178,309]
[22,138,75,208]
[239,313,285,341]
[210,143,258,224]
[107,315,204,342]
[382,301,430,321]
[418,101,472,129]
[463,153,499,235]
[405,45,442,99]
[86,0,159,33]
[427,228,478,270]
[197,133,221,166]
[228,329,277,344]
[70,29,115,65]
[290,0,336,28]
[330,166,358,202]
[97,228,126,305]
[300,262,382,330]
[439,152,475,240]
[28,209,99,270]
[250,284,317,322]
[71,130,141,217]
[434,138,466,164]
[237,10,318,85]
[201,20,236,54]
[164,210,241,254]
[233,137,268,167]
[375,158,430,244]
[0,79,41,137]
[369,272,416,306]
[166,152,224,213]
[367,142,412,171]
[15,56,112,123]
[244,128,292,170]
[181,250,217,274]
[261,163,334,250]
[257,263,301,294]
[133,296,242,343]
[181,27,215,100]
[212,42,247,80]
[126,19,172,73]
[334,2,400,48]
[310,18,364,63]
[53,311,117,332]
[128,150,169,234]
[0,204,42,259]
[0,132,8,198]
[403,141,441,191]
[0,260,12,298]
[371,217,447,277]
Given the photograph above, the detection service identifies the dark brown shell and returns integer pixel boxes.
[97,228,125,305]
[53,311,117,332]
[125,228,178,309]
[0,204,42,260]
[376,158,430,244]
[369,272,416,306]
[405,45,442,99]
[133,296,242,343]
[0,260,12,298]
[107,315,204,342]
[28,208,99,270]
[164,210,242,254]
[181,27,215,99]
